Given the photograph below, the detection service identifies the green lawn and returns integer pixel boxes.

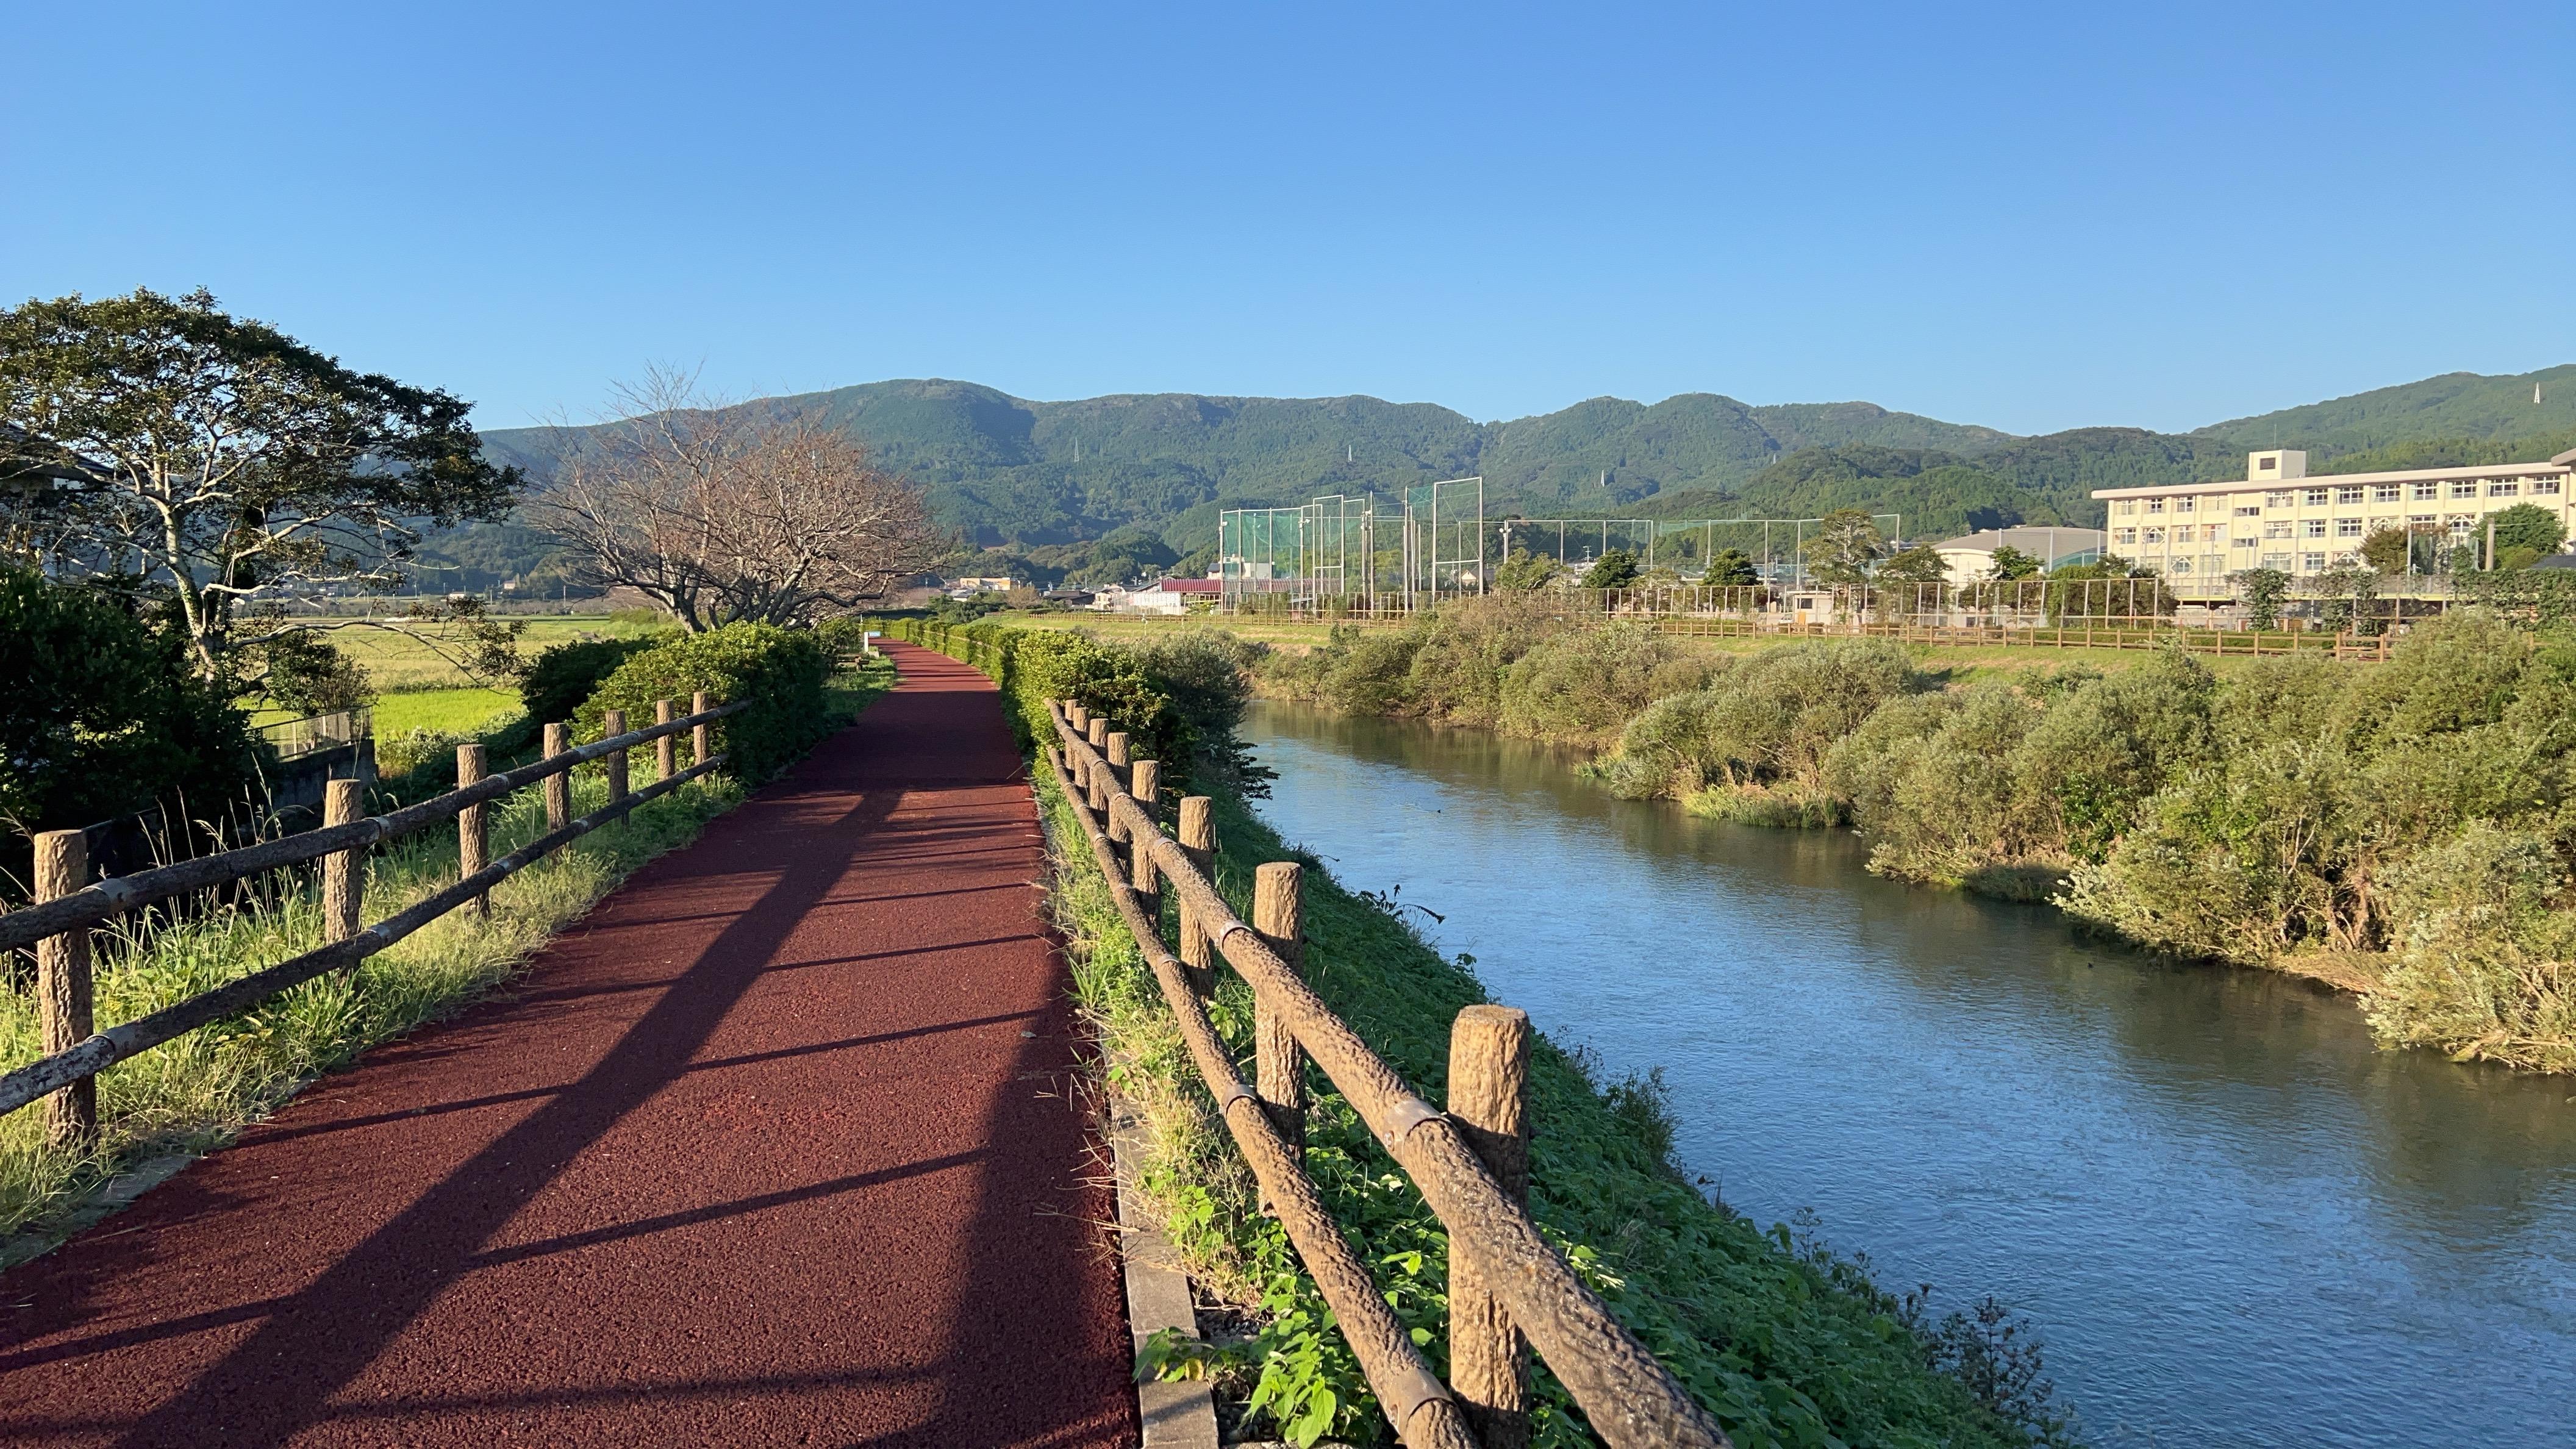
[376,688,520,737]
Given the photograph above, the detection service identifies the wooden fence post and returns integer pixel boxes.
[1104,732,1131,843]
[1086,718,1108,756]
[655,698,676,782]
[322,778,365,946]
[1176,796,1215,996]
[1448,1004,1533,1449]
[1129,759,1163,925]
[544,722,573,831]
[692,691,712,767]
[34,830,96,1148]
[457,743,490,917]
[1252,862,1307,1154]
[602,709,629,808]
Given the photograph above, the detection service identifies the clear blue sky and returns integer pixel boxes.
[7,2,2569,436]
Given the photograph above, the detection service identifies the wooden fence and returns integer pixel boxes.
[0,695,745,1141]
[1045,701,1727,1449]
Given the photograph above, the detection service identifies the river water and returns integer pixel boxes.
[1241,700,2576,1448]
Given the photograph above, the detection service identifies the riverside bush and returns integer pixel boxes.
[518,635,659,728]
[1301,608,2576,1072]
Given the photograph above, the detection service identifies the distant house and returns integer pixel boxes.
[1929,527,2106,581]
[1118,578,1221,615]
[953,576,1016,592]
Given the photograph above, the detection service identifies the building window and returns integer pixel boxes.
[2265,521,2292,539]
[2262,553,2292,570]
[2448,514,2476,533]
[2336,486,2364,504]
[2373,484,2401,503]
[2413,482,2440,501]
[2234,537,2258,549]
[2538,476,2564,496]
[2115,501,2137,517]
[2492,481,2519,497]
[2202,554,2225,574]
[2408,514,2436,526]
[2452,481,2478,499]
[2170,556,2194,574]
[2176,498,2197,513]
[2113,528,2136,544]
[2303,519,2327,538]
[2304,488,2329,507]
[2143,527,2165,544]
[2302,552,2327,571]
[2257,457,2278,471]
[2145,499,2166,515]
[2266,492,2294,509]
[2234,505,2261,517]
[2336,518,2364,537]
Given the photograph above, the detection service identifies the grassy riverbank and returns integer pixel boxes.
[893,618,2066,1448]
[0,654,895,1250]
[1256,598,2576,1073]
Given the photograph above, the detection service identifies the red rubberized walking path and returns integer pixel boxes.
[0,643,1137,1447]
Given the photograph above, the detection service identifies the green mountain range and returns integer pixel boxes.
[459,363,2576,587]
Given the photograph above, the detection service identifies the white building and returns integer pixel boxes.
[2092,448,2576,595]
[1928,526,2106,581]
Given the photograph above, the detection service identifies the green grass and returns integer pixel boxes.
[376,687,519,737]
[310,614,667,691]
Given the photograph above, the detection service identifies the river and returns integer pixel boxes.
[1241,699,2576,1448]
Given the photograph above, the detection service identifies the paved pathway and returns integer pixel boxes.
[0,643,1136,1448]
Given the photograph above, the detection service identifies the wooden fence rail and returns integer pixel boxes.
[0,698,746,1131]
[1046,702,1727,1449]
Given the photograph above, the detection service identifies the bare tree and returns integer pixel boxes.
[532,370,936,629]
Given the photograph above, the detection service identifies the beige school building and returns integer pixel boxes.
[2091,447,2576,596]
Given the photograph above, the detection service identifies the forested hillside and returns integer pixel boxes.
[460,364,2575,582]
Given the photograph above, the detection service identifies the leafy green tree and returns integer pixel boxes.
[1494,546,1563,591]
[1798,509,1884,586]
[1701,546,1757,585]
[0,288,521,679]
[2358,526,2410,573]
[2487,503,2566,560]
[2232,567,2292,630]
[0,567,262,835]
[1578,549,1640,590]
[1985,545,2044,581]
[1874,543,1949,584]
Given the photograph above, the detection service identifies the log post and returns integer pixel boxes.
[655,698,677,782]
[544,722,573,831]
[691,691,713,768]
[322,778,365,945]
[1086,718,1108,757]
[1176,795,1215,996]
[34,830,96,1148]
[1252,862,1308,1154]
[1086,741,1111,814]
[1104,732,1131,843]
[1129,759,1164,926]
[602,709,629,809]
[457,743,490,917]
[1448,1005,1533,1449]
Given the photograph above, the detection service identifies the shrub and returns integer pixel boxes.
[579,623,831,782]
[0,567,263,842]
[1704,639,1922,789]
[520,637,659,728]
[1497,623,1676,742]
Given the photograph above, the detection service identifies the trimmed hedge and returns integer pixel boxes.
[578,623,831,782]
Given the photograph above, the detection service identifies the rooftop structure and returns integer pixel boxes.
[2092,448,2576,595]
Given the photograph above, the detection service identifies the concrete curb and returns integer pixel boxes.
[1108,1094,1220,1449]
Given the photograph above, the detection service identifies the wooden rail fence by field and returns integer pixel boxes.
[0,694,745,1139]
[1045,700,1728,1449]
